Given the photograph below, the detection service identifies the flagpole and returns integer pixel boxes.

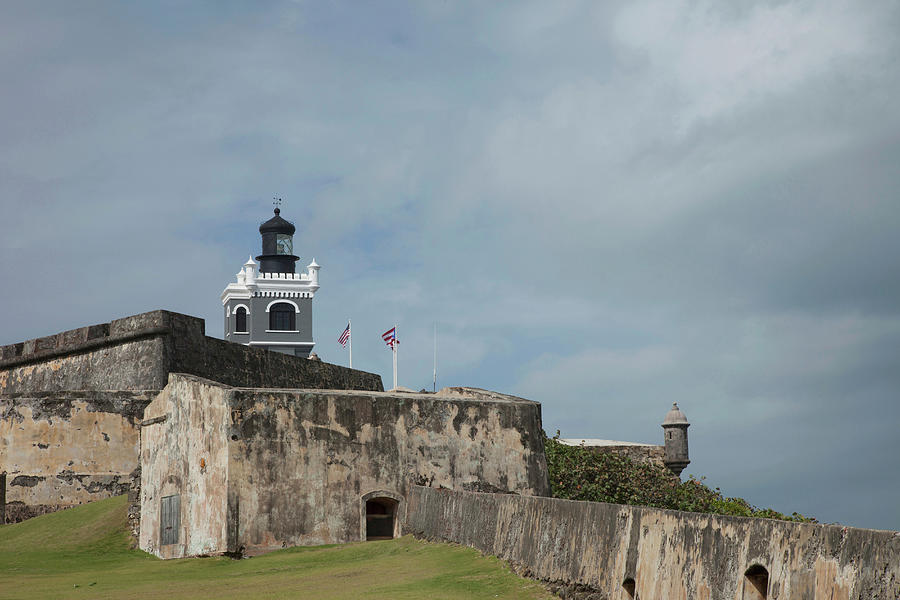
[433,322,437,393]
[392,324,398,390]
[348,319,352,369]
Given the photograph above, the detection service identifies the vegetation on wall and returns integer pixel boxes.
[544,432,817,523]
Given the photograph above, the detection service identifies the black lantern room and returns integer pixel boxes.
[256,208,299,273]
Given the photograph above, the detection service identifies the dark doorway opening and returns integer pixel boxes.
[743,564,769,599]
[365,497,397,541]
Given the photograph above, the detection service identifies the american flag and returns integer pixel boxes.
[382,327,397,348]
[338,323,350,347]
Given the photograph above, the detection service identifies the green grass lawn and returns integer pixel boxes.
[0,496,553,600]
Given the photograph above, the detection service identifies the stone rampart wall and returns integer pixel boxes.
[0,391,154,523]
[0,310,383,394]
[592,444,667,469]
[0,310,383,523]
[404,486,900,600]
[139,374,550,557]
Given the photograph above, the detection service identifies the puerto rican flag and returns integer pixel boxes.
[382,327,398,349]
[338,323,350,347]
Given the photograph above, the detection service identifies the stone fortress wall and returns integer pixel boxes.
[2,310,899,599]
[558,438,668,470]
[405,486,900,600]
[139,373,549,558]
[0,310,382,394]
[0,310,383,523]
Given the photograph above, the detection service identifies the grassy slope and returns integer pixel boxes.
[0,496,552,600]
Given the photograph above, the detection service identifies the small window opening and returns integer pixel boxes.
[365,497,398,541]
[269,303,296,330]
[235,307,248,333]
[743,564,768,600]
[622,577,636,598]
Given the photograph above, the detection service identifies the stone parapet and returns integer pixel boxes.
[404,485,900,600]
[0,310,383,394]
[559,438,668,470]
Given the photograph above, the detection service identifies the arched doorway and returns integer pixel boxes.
[365,497,397,540]
[360,490,404,541]
[742,564,769,600]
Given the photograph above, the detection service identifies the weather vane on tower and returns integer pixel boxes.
[273,196,283,213]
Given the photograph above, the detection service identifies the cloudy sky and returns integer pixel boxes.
[2,1,898,531]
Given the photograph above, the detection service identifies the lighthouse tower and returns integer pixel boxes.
[221,208,320,357]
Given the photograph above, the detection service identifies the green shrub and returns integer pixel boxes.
[544,432,816,523]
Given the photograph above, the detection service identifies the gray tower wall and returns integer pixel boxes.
[249,296,313,356]
[224,296,314,357]
[663,425,690,465]
[224,298,250,341]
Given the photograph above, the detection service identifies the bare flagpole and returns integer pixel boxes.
[433,323,437,393]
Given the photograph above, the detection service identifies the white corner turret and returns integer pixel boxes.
[244,255,258,284]
[307,258,320,289]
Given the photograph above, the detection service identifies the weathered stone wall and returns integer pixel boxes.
[230,387,549,555]
[0,309,383,524]
[0,391,153,523]
[598,444,666,468]
[405,486,900,600]
[559,439,669,470]
[192,336,382,391]
[0,310,383,395]
[140,374,550,558]
[139,376,230,558]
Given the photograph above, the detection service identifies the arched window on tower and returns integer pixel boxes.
[269,302,296,331]
[235,307,248,333]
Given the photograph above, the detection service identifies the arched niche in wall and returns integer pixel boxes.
[622,577,636,599]
[359,490,404,542]
[742,564,769,600]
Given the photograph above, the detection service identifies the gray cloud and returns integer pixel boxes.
[2,1,899,530]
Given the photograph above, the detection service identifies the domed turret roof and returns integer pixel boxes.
[259,208,296,235]
[662,402,689,425]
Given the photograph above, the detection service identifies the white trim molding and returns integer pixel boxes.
[233,303,250,314]
[265,299,300,313]
[247,341,316,347]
